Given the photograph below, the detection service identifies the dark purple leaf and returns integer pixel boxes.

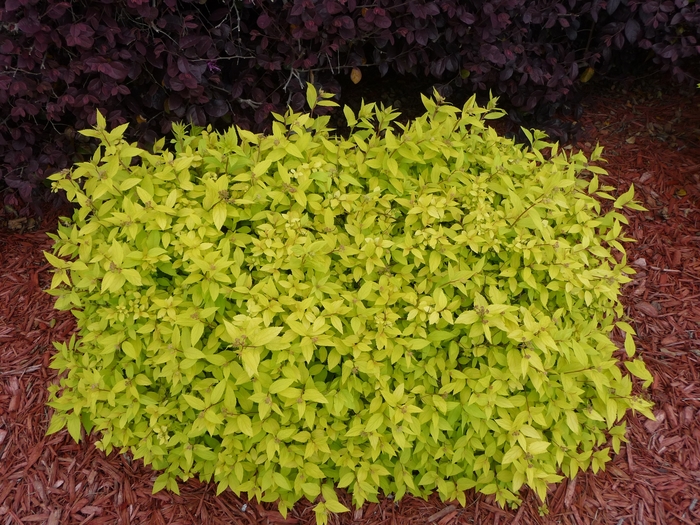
[481,44,506,66]
[4,193,19,208]
[204,99,229,118]
[5,0,21,12]
[46,2,70,19]
[642,2,658,14]
[339,16,354,29]
[180,35,201,49]
[65,23,95,49]
[445,56,459,72]
[186,106,206,126]
[141,6,159,20]
[99,62,128,81]
[625,19,641,43]
[290,3,304,16]
[169,76,185,91]
[257,13,272,30]
[525,95,539,111]
[659,1,675,12]
[357,18,372,32]
[410,2,427,19]
[459,11,476,25]
[430,59,445,77]
[189,62,207,81]
[425,3,440,16]
[613,32,625,49]
[374,15,392,29]
[326,1,343,15]
[606,0,620,14]
[112,84,130,96]
[195,37,212,56]
[21,101,39,116]
[177,57,191,74]
[0,40,15,54]
[19,182,33,203]
[569,61,579,79]
[252,87,266,103]
[179,73,198,90]
[659,45,677,59]
[415,28,431,46]
[167,94,183,112]
[17,17,42,36]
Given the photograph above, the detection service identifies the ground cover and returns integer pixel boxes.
[1,73,699,525]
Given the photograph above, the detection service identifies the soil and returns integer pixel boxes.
[1,72,700,525]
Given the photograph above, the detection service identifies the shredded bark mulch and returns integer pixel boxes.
[1,77,700,524]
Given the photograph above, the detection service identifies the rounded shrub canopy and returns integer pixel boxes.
[45,88,653,522]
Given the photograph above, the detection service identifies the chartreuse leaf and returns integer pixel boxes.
[66,413,82,442]
[46,414,67,435]
[344,106,357,127]
[45,86,651,520]
[614,185,635,209]
[625,359,654,388]
[306,82,318,109]
[95,110,107,129]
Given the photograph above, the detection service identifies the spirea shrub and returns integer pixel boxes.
[45,88,654,522]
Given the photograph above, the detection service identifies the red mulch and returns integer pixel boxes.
[2,76,700,525]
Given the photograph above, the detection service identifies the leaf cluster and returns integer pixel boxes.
[45,90,653,522]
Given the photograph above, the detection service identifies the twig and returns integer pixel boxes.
[0,365,42,376]
[191,55,256,62]
[646,265,681,273]
[646,265,700,280]
[237,98,262,110]
[428,505,456,523]
[282,67,304,93]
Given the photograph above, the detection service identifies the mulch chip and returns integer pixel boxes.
[2,75,700,524]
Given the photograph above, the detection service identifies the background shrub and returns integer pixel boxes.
[2,0,699,216]
[45,92,654,521]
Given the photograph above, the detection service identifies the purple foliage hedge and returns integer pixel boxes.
[1,0,699,216]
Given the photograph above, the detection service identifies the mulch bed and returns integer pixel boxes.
[1,75,700,525]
